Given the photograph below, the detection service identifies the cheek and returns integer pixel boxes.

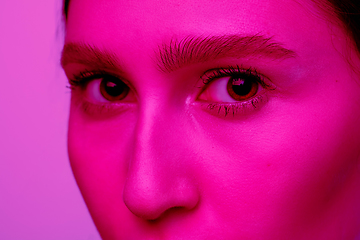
[192,81,360,235]
[67,106,139,234]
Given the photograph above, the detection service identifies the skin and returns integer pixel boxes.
[62,0,360,239]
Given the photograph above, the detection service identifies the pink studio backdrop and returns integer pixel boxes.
[0,0,100,239]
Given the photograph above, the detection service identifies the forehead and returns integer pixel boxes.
[65,0,330,49]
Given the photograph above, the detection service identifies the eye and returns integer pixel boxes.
[198,70,263,103]
[70,71,133,103]
[99,76,130,101]
[85,76,130,102]
[227,76,259,101]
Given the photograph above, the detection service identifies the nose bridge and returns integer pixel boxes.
[132,98,177,173]
[123,99,199,220]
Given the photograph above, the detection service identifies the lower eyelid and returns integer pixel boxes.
[80,101,136,117]
[193,94,269,118]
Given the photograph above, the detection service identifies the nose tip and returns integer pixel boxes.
[123,170,199,220]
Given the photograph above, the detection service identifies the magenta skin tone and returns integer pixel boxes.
[61,0,360,239]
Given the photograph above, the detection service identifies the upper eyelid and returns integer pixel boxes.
[68,70,107,85]
[69,70,132,88]
[200,66,266,85]
[72,70,118,81]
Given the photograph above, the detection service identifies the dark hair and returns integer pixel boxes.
[63,0,70,21]
[324,0,360,54]
[62,0,360,52]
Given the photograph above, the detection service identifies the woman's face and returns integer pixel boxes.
[62,0,360,239]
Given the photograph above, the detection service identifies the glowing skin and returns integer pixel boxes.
[62,0,360,239]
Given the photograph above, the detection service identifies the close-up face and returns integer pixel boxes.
[61,0,360,239]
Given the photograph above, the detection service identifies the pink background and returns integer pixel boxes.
[0,0,101,239]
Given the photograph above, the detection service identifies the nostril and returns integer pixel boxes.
[123,193,169,220]
[147,205,199,223]
[122,176,200,221]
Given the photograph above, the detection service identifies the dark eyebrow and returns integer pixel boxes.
[61,43,121,69]
[157,34,297,72]
[61,34,296,73]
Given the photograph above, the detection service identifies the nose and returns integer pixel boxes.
[122,102,200,220]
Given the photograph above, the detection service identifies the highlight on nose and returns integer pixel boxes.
[123,171,200,220]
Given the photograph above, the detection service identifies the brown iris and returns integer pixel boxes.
[226,76,258,101]
[99,76,129,101]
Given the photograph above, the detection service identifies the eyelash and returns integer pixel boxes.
[68,66,273,117]
[198,65,273,117]
[68,70,111,89]
[201,65,266,85]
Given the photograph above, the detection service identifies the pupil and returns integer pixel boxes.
[231,78,252,96]
[104,79,125,97]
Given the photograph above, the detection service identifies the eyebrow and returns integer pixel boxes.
[61,34,296,72]
[158,34,297,72]
[61,43,121,69]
